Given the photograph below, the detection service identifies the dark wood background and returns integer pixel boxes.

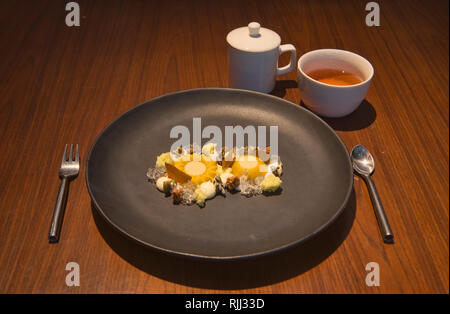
[0,0,448,293]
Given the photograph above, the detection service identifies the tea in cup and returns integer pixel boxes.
[297,49,374,118]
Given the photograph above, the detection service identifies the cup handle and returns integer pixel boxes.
[277,44,296,76]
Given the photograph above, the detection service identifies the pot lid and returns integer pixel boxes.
[226,22,281,52]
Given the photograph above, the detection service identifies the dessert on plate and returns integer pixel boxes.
[146,144,283,207]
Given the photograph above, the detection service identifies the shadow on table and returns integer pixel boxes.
[270,80,298,98]
[91,188,356,290]
[300,99,377,131]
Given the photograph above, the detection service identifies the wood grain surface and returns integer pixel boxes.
[0,0,448,293]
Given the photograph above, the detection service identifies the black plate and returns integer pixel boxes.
[86,88,353,260]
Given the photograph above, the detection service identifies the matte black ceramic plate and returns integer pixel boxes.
[86,88,353,260]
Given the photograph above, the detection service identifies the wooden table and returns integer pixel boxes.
[0,0,448,294]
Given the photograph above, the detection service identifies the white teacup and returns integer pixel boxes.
[297,49,374,118]
[227,22,296,93]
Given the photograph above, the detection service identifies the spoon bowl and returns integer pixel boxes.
[351,144,375,176]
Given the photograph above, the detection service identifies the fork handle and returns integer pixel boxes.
[49,177,69,243]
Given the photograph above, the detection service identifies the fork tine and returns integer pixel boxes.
[62,144,68,164]
[69,144,73,161]
[75,144,79,162]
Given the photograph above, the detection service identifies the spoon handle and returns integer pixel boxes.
[363,175,394,243]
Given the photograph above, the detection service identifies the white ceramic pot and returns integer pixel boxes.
[227,22,296,93]
[297,49,374,118]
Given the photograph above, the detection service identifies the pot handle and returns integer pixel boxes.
[277,44,297,76]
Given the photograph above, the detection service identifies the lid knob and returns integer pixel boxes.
[248,22,261,37]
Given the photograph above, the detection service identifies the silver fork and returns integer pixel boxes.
[49,144,80,243]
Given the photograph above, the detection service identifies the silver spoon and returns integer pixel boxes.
[351,145,394,243]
